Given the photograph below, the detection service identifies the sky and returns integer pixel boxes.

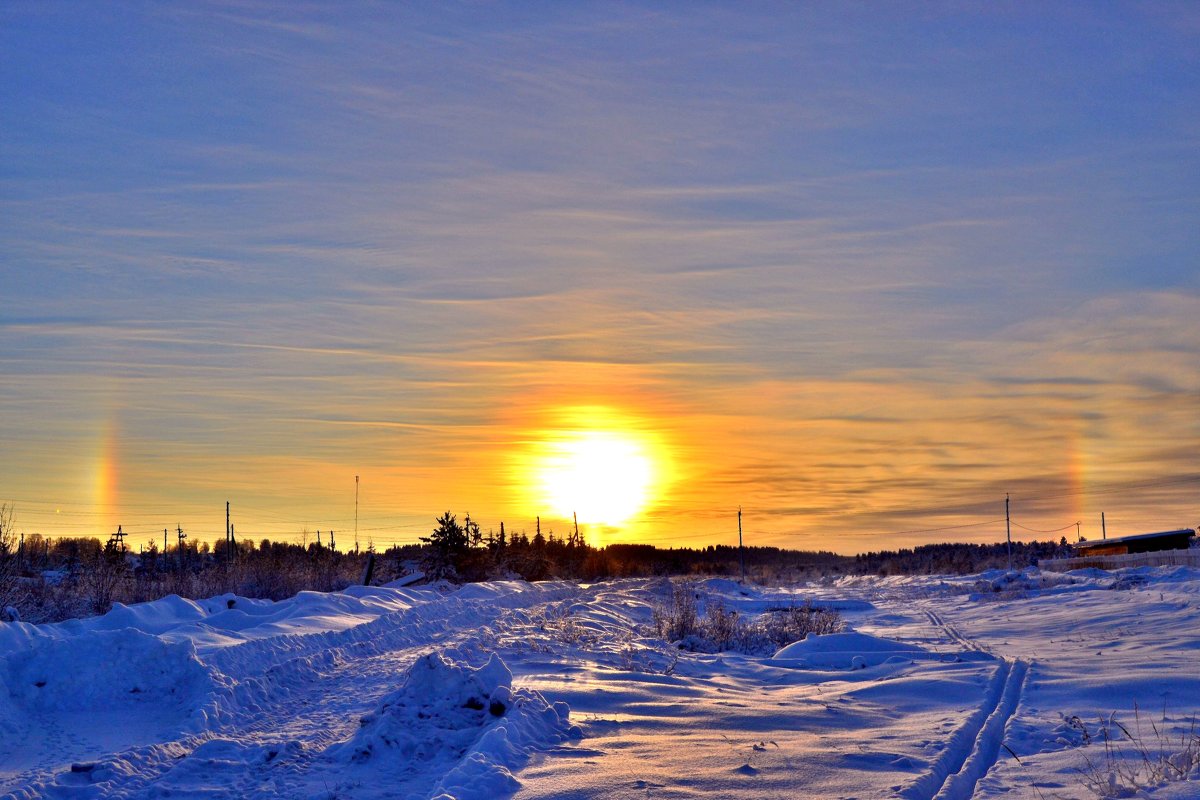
[2,2,1198,554]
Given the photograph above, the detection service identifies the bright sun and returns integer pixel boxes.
[531,408,662,528]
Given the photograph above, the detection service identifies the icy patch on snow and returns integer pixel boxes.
[2,627,226,715]
[771,630,936,668]
[329,650,579,797]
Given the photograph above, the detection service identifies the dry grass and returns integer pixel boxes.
[652,579,843,655]
[1076,705,1200,798]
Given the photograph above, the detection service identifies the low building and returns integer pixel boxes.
[1074,528,1195,558]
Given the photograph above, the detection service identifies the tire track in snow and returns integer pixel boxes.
[900,658,1028,800]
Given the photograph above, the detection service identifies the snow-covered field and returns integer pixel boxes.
[2,567,1199,799]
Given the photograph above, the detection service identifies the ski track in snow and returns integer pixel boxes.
[924,609,990,655]
[901,657,1029,800]
[894,599,1029,800]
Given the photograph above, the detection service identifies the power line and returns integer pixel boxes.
[882,518,1007,537]
[1019,473,1200,502]
[1011,521,1078,534]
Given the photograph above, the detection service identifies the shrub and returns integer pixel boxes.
[755,602,843,648]
[704,600,740,651]
[0,503,20,613]
[652,580,842,654]
[1076,707,1200,798]
[652,580,700,641]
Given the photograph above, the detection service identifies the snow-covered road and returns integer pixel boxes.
[3,568,1199,799]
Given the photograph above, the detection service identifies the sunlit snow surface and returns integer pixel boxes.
[2,568,1200,798]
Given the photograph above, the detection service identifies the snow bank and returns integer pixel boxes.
[0,663,14,734]
[0,583,463,660]
[85,594,210,634]
[2,627,226,714]
[0,619,44,658]
[772,630,935,668]
[330,650,579,797]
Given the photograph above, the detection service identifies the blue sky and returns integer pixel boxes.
[2,2,1198,551]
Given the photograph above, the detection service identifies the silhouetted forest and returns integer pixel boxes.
[851,539,1072,576]
[0,507,1071,624]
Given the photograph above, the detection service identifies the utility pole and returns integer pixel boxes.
[355,475,359,554]
[1005,493,1012,572]
[164,529,168,554]
[738,507,745,584]
[226,501,231,558]
[1076,521,1081,542]
[1101,512,1106,540]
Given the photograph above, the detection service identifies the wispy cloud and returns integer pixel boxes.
[2,3,1197,549]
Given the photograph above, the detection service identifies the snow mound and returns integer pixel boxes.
[699,578,750,595]
[87,594,209,634]
[3,627,225,713]
[330,650,579,797]
[772,630,933,668]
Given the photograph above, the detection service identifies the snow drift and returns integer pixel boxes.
[772,629,937,668]
[329,650,578,798]
[3,627,226,714]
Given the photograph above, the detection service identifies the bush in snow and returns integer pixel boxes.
[653,580,842,654]
[755,602,844,648]
[702,600,741,651]
[0,504,21,615]
[652,580,701,642]
[84,541,131,615]
[1075,707,1200,798]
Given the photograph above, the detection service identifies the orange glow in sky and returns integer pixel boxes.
[525,406,668,533]
[2,6,1198,554]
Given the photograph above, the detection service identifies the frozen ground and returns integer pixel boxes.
[2,567,1199,799]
